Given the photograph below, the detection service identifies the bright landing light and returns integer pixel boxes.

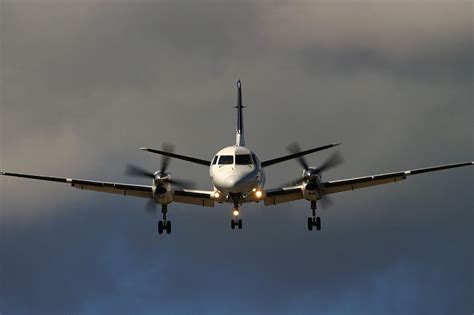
[233,210,240,216]
[214,191,220,198]
[255,190,263,198]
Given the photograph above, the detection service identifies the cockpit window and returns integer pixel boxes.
[251,153,259,165]
[218,155,233,165]
[235,154,252,165]
[212,156,218,165]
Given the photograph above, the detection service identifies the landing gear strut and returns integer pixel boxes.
[307,201,321,231]
[230,194,243,230]
[158,204,172,235]
[231,207,243,230]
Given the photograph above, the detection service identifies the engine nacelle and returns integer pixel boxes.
[302,170,322,201]
[152,183,173,204]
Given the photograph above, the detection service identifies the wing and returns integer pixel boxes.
[173,189,214,207]
[1,171,153,198]
[322,161,473,195]
[263,186,304,206]
[1,171,215,207]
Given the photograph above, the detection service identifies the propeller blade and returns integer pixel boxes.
[317,152,344,173]
[160,142,175,173]
[126,164,155,178]
[169,178,196,189]
[287,142,310,170]
[145,199,157,214]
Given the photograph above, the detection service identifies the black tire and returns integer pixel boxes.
[307,217,313,231]
[316,217,321,231]
[166,221,172,234]
[231,220,235,230]
[158,221,163,234]
[238,219,242,229]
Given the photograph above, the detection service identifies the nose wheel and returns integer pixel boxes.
[158,204,172,235]
[230,207,243,230]
[307,201,321,231]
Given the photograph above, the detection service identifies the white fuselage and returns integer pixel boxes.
[209,145,265,196]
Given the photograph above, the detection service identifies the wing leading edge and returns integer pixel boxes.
[263,161,472,206]
[322,161,473,195]
[0,172,214,206]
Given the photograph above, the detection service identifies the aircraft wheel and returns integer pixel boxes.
[316,217,321,231]
[166,221,172,234]
[238,219,242,230]
[158,221,164,234]
[231,220,236,230]
[307,217,313,231]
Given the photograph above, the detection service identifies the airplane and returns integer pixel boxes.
[1,80,472,235]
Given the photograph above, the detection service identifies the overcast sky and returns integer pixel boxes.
[1,1,473,314]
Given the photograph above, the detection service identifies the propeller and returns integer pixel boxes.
[283,142,344,207]
[125,143,196,213]
[126,164,155,178]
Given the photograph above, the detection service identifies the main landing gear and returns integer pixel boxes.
[158,204,171,235]
[307,201,321,231]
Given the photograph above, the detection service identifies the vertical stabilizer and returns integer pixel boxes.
[235,80,245,146]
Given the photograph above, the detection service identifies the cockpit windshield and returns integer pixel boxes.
[218,155,233,165]
[235,154,252,165]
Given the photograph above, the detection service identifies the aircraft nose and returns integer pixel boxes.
[224,175,241,188]
[221,173,256,193]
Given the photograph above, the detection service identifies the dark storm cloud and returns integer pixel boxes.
[297,37,473,81]
[1,1,472,314]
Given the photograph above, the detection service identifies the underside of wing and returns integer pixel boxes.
[172,189,214,207]
[323,172,407,195]
[1,172,153,198]
[322,161,473,195]
[263,186,304,206]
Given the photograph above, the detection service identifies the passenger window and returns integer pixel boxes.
[212,156,218,165]
[235,154,252,165]
[218,155,233,165]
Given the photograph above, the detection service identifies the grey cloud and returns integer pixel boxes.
[1,1,472,314]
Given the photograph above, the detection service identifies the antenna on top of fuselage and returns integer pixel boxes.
[235,80,245,146]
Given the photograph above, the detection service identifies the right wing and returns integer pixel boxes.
[1,172,153,198]
[173,189,214,207]
[1,171,215,207]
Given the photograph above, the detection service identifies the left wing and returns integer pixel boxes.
[261,161,472,206]
[322,161,473,195]
[1,172,153,198]
[263,186,303,206]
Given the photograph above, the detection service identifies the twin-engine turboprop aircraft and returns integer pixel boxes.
[1,81,472,234]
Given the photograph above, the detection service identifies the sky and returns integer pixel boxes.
[0,1,473,314]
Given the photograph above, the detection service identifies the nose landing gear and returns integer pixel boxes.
[158,204,172,235]
[230,194,243,230]
[307,201,321,231]
[231,207,243,230]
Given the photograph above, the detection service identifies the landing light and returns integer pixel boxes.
[252,188,257,192]
[214,191,220,198]
[255,190,263,198]
[233,210,239,216]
